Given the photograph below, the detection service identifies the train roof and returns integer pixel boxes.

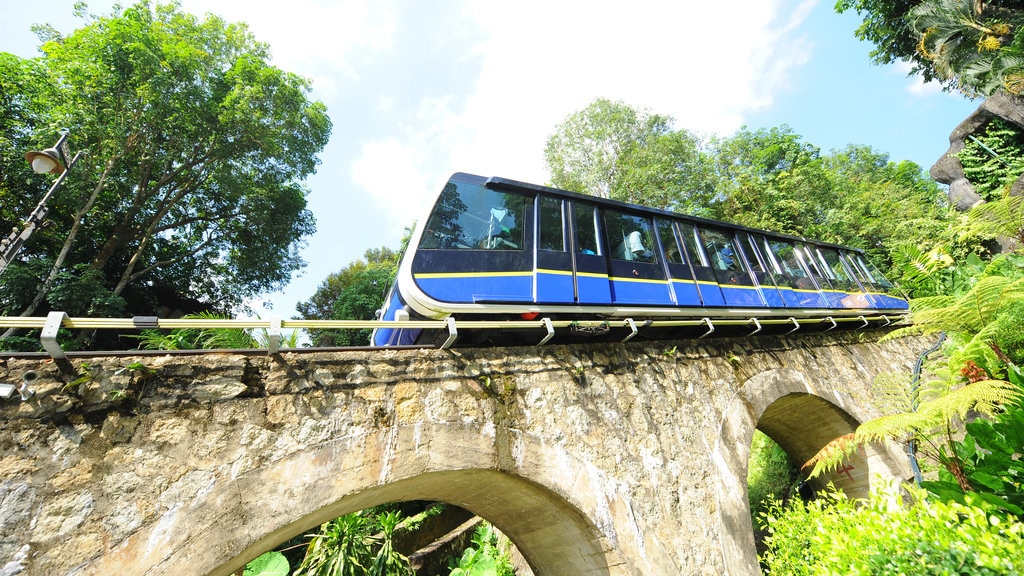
[449,172,868,255]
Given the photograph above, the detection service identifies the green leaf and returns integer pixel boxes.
[243,551,289,576]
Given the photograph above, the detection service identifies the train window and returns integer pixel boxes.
[678,222,708,267]
[657,219,684,264]
[817,247,857,289]
[766,239,814,288]
[699,228,743,272]
[799,245,826,278]
[605,210,656,263]
[743,234,767,274]
[574,203,601,255]
[538,196,565,251]
[418,181,528,250]
[853,253,895,288]
[842,251,874,284]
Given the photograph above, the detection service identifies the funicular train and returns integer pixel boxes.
[371,173,908,347]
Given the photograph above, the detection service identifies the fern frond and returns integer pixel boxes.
[804,379,1020,479]
[803,433,861,478]
[966,193,1024,243]
[917,378,1021,422]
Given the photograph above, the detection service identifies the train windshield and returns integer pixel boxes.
[418,181,529,250]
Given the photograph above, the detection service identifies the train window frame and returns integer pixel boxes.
[817,247,858,289]
[678,222,709,267]
[765,238,815,289]
[604,209,657,264]
[418,181,529,251]
[656,218,684,264]
[538,196,565,251]
[573,203,602,256]
[698,227,745,273]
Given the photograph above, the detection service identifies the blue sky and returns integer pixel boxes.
[1,0,980,323]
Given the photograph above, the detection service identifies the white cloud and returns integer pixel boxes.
[351,0,821,230]
[180,0,396,94]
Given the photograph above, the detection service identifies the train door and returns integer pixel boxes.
[570,202,612,304]
[535,195,575,303]
[677,222,726,306]
[696,226,765,307]
[602,209,671,304]
[655,218,700,306]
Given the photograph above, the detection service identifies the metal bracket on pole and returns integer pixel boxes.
[621,318,638,342]
[858,315,870,329]
[698,317,715,339]
[440,317,458,349]
[746,317,762,336]
[41,311,68,361]
[880,315,891,326]
[784,317,801,334]
[824,316,837,331]
[537,317,555,346]
[267,316,282,354]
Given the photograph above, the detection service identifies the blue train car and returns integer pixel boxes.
[372,173,908,347]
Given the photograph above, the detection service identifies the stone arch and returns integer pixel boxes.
[81,418,629,576]
[712,367,910,575]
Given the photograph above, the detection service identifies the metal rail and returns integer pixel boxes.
[0,311,904,360]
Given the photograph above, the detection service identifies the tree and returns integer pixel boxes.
[837,0,1024,96]
[909,0,1024,96]
[0,1,331,350]
[296,246,401,347]
[543,98,715,210]
[708,126,836,237]
[835,0,940,83]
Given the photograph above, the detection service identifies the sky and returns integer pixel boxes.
[0,0,981,323]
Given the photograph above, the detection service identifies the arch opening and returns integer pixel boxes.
[214,469,616,576]
[716,368,912,575]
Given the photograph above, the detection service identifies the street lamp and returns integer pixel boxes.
[0,129,83,275]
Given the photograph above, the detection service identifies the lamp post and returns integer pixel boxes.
[0,129,83,276]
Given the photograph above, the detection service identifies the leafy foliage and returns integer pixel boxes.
[958,118,1024,202]
[837,0,1024,96]
[128,311,299,350]
[296,245,402,347]
[909,0,1024,96]
[747,431,800,523]
[243,551,289,576]
[759,484,1024,575]
[804,377,1021,479]
[922,400,1024,516]
[293,507,414,576]
[543,100,952,284]
[1,1,330,350]
[544,98,716,212]
[447,522,515,576]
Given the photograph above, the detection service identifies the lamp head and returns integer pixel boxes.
[25,147,65,175]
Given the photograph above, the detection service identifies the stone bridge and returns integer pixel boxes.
[0,330,932,575]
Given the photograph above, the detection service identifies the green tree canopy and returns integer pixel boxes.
[837,0,1024,96]
[542,101,952,284]
[543,98,716,211]
[0,1,331,350]
[296,246,401,347]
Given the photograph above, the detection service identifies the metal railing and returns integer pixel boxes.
[0,311,904,360]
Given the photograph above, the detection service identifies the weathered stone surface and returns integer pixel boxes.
[0,330,931,575]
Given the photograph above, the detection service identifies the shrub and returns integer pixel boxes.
[758,485,1024,575]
